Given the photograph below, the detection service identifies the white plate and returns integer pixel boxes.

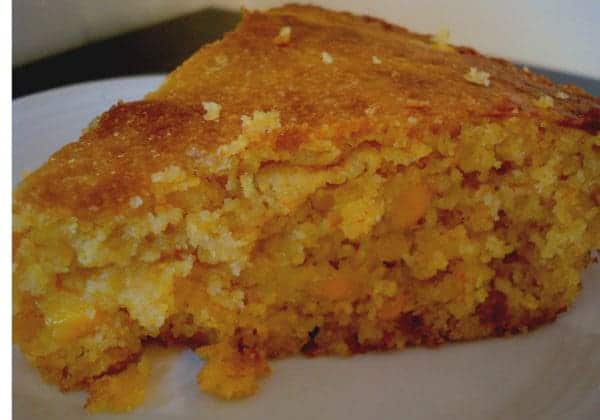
[12,77,600,420]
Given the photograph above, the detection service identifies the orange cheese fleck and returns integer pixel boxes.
[318,277,357,301]
[379,295,406,321]
[391,182,431,229]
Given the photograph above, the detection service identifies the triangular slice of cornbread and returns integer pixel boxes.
[13,4,600,411]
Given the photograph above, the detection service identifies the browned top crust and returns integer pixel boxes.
[14,4,599,216]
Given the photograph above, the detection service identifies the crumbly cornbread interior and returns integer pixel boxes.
[13,4,600,411]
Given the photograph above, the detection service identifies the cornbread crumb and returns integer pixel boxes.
[197,343,269,399]
[372,55,382,65]
[151,165,186,183]
[230,262,242,276]
[129,196,143,209]
[365,105,377,116]
[206,55,228,75]
[186,146,203,159]
[407,116,418,125]
[86,356,149,412]
[207,281,223,296]
[274,26,291,45]
[231,290,245,309]
[431,29,449,45]
[241,110,281,134]
[202,101,222,121]
[464,67,490,87]
[555,91,569,100]
[523,66,530,73]
[533,94,555,109]
[431,29,454,51]
[321,51,333,64]
[215,55,228,67]
[85,307,96,319]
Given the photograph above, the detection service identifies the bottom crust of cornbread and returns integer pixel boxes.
[12,4,600,412]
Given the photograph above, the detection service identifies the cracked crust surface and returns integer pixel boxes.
[14,4,599,217]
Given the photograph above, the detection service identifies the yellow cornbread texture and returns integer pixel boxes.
[13,4,600,411]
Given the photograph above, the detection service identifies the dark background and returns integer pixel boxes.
[12,8,600,98]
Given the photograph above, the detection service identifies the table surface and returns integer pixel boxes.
[12,8,600,98]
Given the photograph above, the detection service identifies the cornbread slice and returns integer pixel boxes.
[13,4,600,410]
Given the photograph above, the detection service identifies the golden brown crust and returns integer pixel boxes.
[14,4,599,218]
[15,101,206,218]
